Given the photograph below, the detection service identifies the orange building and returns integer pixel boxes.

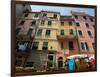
[56,16,79,68]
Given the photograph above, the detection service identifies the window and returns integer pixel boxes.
[31,20,36,25]
[75,16,78,19]
[85,23,89,28]
[70,29,74,35]
[69,41,74,50]
[23,9,29,13]
[92,43,95,50]
[41,20,45,25]
[16,28,21,35]
[90,18,93,22]
[50,46,53,50]
[18,56,22,59]
[61,21,64,25]
[85,42,88,50]
[48,55,53,61]
[81,42,85,50]
[32,41,39,50]
[61,42,63,49]
[22,4,25,7]
[24,13,28,17]
[43,13,47,17]
[37,29,42,36]
[54,14,57,18]
[34,13,38,17]
[93,25,95,28]
[16,60,22,66]
[45,30,50,37]
[19,20,25,25]
[69,21,72,26]
[27,29,33,36]
[48,20,52,26]
[25,62,33,67]
[78,30,83,36]
[83,16,87,20]
[60,30,64,35]
[87,31,92,37]
[76,22,80,26]
[42,42,48,50]
[81,42,88,50]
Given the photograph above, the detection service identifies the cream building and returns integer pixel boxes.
[26,11,61,70]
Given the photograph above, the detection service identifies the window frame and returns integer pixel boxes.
[60,29,64,35]
[48,20,52,26]
[32,41,39,50]
[69,21,72,26]
[85,23,89,28]
[78,30,83,37]
[37,29,42,36]
[45,30,51,37]
[19,20,25,25]
[87,30,92,37]
[27,28,33,36]
[24,13,28,17]
[68,41,74,50]
[31,20,36,26]
[41,20,45,25]
[61,21,64,26]
[54,14,57,18]
[16,28,21,35]
[83,16,87,20]
[42,42,48,50]
[74,15,78,19]
[76,22,80,27]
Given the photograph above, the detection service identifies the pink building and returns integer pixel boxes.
[71,12,95,57]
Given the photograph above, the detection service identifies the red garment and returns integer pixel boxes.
[90,58,95,65]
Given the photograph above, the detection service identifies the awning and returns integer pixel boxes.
[67,54,88,59]
[89,55,95,60]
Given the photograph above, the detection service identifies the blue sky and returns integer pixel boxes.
[31,5,95,16]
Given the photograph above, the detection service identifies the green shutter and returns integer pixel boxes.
[61,30,64,35]
[37,29,42,36]
[33,42,39,47]
[43,42,48,47]
[46,30,50,36]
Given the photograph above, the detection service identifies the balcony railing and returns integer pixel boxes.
[57,29,76,39]
[16,31,35,41]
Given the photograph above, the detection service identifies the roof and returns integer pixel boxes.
[71,11,90,16]
[60,15,74,21]
[41,10,60,14]
[28,11,40,13]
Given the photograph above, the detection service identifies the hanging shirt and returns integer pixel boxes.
[18,43,28,51]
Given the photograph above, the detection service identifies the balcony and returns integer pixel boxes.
[57,29,77,39]
[16,42,32,55]
[16,31,35,41]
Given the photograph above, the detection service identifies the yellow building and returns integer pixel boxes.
[26,11,60,70]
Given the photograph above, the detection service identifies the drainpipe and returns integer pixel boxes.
[74,20,81,54]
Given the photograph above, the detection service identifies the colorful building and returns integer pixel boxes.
[26,11,60,70]
[16,11,38,68]
[15,10,95,71]
[56,16,79,68]
[71,11,95,58]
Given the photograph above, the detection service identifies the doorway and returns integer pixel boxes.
[58,57,63,68]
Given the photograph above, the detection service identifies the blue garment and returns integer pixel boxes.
[68,59,75,71]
